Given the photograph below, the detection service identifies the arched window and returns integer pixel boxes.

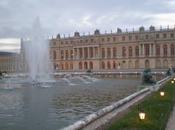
[163,59,168,68]
[145,59,150,68]
[102,48,105,58]
[135,60,139,69]
[145,44,149,56]
[135,46,139,57]
[122,47,126,57]
[89,61,93,69]
[156,59,161,68]
[122,36,125,41]
[113,61,116,69]
[129,46,132,57]
[107,48,111,58]
[113,47,117,58]
[84,48,88,59]
[65,62,69,70]
[53,50,56,59]
[70,50,73,59]
[65,50,69,59]
[171,44,175,56]
[74,48,77,58]
[61,63,64,70]
[79,62,82,70]
[54,63,57,70]
[101,61,105,69]
[70,62,73,70]
[128,60,132,68]
[84,62,88,69]
[61,50,64,60]
[121,60,126,68]
[95,47,98,57]
[163,44,167,56]
[107,61,111,69]
[90,47,93,58]
[156,45,160,56]
[79,48,83,59]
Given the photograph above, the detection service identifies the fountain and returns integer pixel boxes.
[73,76,91,84]
[23,17,53,82]
[62,78,76,86]
[82,75,98,82]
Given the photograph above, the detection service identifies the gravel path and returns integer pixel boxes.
[82,90,151,130]
[166,105,175,130]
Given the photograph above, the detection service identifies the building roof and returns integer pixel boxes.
[0,51,17,56]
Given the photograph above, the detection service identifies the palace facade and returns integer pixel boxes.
[1,26,175,73]
[0,52,21,73]
[50,26,175,72]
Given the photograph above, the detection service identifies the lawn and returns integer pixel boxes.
[108,80,175,130]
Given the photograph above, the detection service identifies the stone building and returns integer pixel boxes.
[1,26,174,73]
[0,52,21,73]
[50,26,175,72]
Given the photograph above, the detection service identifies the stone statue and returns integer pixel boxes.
[142,68,156,84]
[166,68,173,76]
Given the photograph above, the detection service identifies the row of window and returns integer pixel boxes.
[101,44,175,58]
[79,61,93,70]
[52,44,175,60]
[54,58,171,70]
[52,32,175,46]
[79,59,169,70]
[101,46,139,58]
[55,62,73,70]
[155,44,175,56]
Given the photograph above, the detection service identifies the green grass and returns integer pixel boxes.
[108,80,175,130]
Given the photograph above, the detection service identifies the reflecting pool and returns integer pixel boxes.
[0,75,162,130]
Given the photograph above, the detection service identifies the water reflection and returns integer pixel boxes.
[0,88,24,130]
[51,78,141,128]
[0,75,164,130]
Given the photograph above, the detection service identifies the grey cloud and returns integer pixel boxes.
[0,0,174,38]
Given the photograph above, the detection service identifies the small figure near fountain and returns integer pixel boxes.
[31,80,42,87]
[142,68,156,84]
[166,67,173,76]
[86,69,92,73]
[0,71,6,79]
[0,71,2,79]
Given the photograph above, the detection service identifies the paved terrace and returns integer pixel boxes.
[54,69,167,78]
[166,103,175,130]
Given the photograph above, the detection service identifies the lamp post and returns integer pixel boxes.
[139,111,146,120]
[138,105,146,121]
[171,80,174,84]
[160,91,165,97]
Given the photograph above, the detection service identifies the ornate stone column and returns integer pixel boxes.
[88,47,90,59]
[142,44,145,57]
[82,47,84,59]
[98,47,100,59]
[93,47,95,59]
[167,44,170,57]
[73,48,76,59]
[153,44,155,56]
[139,44,142,57]
[149,44,152,57]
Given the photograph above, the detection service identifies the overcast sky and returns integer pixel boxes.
[0,0,175,52]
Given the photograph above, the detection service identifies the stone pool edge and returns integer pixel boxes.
[62,76,171,130]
